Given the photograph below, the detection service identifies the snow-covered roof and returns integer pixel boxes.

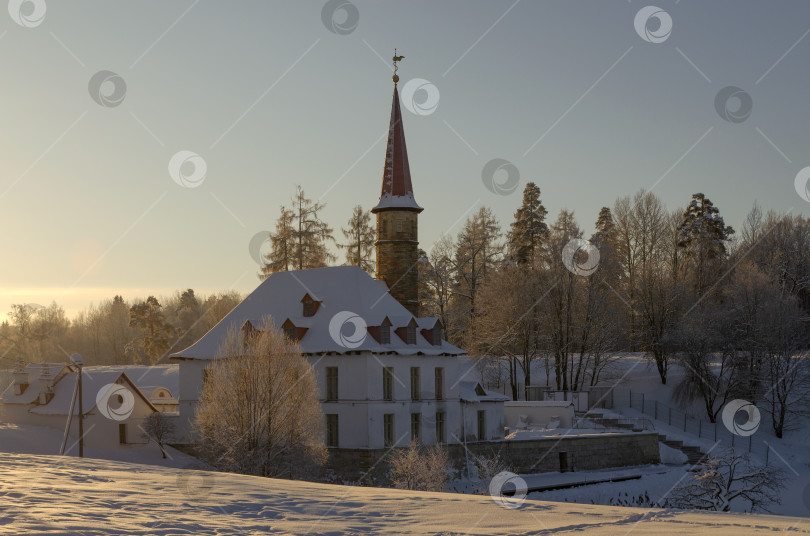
[84,365,179,395]
[459,381,511,402]
[1,364,177,416]
[0,364,70,405]
[22,370,156,416]
[373,193,423,212]
[170,266,465,360]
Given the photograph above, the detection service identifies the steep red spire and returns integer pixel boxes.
[371,84,423,213]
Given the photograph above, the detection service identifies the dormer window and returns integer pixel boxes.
[395,318,419,345]
[281,318,307,342]
[301,294,321,317]
[368,317,392,345]
[241,320,263,350]
[381,323,391,344]
[420,319,444,346]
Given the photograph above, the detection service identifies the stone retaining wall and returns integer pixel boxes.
[326,432,661,483]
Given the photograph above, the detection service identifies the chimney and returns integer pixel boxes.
[38,364,54,405]
[12,356,29,396]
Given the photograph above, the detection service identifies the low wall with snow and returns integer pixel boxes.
[326,432,660,482]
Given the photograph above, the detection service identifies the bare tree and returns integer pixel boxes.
[261,206,295,277]
[389,441,449,492]
[670,311,740,423]
[194,318,326,478]
[260,186,335,277]
[761,289,810,438]
[666,450,786,513]
[452,207,503,349]
[475,265,544,398]
[338,205,375,274]
[141,412,176,458]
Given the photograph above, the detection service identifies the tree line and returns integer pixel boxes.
[415,186,810,437]
[0,290,242,366]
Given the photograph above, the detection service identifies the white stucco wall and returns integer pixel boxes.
[174,352,506,449]
[0,379,155,450]
[504,401,575,429]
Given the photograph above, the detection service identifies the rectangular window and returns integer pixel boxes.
[284,327,296,340]
[410,412,421,442]
[433,326,442,345]
[435,411,445,444]
[380,325,391,344]
[384,413,395,447]
[303,301,315,317]
[326,414,339,447]
[406,326,416,344]
[326,367,338,401]
[477,410,487,441]
[383,367,394,401]
[396,220,403,233]
[410,367,420,400]
[434,368,444,400]
[118,423,127,444]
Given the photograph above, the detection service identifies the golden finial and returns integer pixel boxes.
[392,48,404,84]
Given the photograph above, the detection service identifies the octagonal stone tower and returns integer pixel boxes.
[371,78,423,316]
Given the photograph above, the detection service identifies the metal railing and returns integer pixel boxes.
[614,388,772,462]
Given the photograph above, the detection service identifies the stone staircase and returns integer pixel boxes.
[579,410,707,466]
[657,435,707,466]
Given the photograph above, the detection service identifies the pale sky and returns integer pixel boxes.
[2,0,810,321]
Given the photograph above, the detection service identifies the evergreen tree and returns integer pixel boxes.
[593,206,615,246]
[175,289,202,349]
[677,193,734,298]
[508,182,548,266]
[128,296,175,364]
[338,205,375,274]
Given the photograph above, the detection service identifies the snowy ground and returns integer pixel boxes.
[1,452,808,536]
[480,354,810,518]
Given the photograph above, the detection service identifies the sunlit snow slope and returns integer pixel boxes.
[0,453,808,535]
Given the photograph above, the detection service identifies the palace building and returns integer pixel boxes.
[170,65,507,451]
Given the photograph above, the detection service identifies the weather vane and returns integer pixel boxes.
[392,48,404,84]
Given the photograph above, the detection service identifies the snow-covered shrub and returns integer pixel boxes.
[389,441,449,492]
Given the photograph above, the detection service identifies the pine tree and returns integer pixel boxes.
[508,182,548,266]
[338,205,375,274]
[593,206,615,246]
[677,193,734,298]
[260,186,335,278]
[128,296,175,364]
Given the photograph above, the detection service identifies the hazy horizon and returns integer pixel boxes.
[3,0,810,324]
